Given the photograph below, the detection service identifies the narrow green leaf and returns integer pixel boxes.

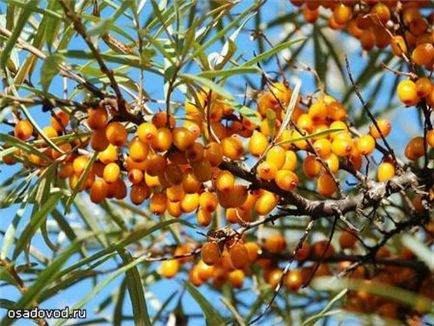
[276,128,344,146]
[198,67,260,79]
[401,234,434,270]
[40,53,64,92]
[180,73,232,100]
[302,289,347,326]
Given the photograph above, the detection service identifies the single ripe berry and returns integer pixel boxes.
[405,136,425,160]
[221,136,244,160]
[265,234,286,253]
[266,146,286,169]
[90,129,110,152]
[151,127,173,152]
[255,191,278,215]
[199,191,218,213]
[397,80,420,106]
[106,122,127,146]
[165,163,183,185]
[303,155,322,178]
[369,119,391,139]
[204,142,223,166]
[201,242,221,266]
[160,260,179,278]
[217,185,248,208]
[73,155,90,175]
[415,77,433,98]
[181,193,199,213]
[267,268,283,287]
[332,138,354,157]
[182,170,201,193]
[295,241,310,261]
[51,110,69,131]
[411,43,434,66]
[356,134,376,155]
[257,161,278,181]
[215,170,235,192]
[371,2,390,24]
[313,139,332,158]
[185,142,204,162]
[339,229,357,249]
[150,192,167,215]
[98,144,118,164]
[228,269,245,289]
[244,242,261,262]
[311,240,334,259]
[333,3,352,25]
[87,107,108,130]
[129,138,149,162]
[191,160,212,182]
[152,112,175,128]
[130,183,150,205]
[229,242,249,269]
[285,270,303,292]
[90,179,109,204]
[317,173,337,197]
[128,169,144,185]
[103,162,121,183]
[14,120,33,141]
[282,150,297,171]
[377,162,395,182]
[275,170,299,191]
[197,208,212,226]
[172,127,195,151]
[391,35,407,57]
[249,132,269,157]
[137,122,157,143]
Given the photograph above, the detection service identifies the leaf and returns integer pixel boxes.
[40,54,64,92]
[0,0,40,69]
[276,128,344,146]
[401,234,434,270]
[12,192,62,260]
[185,281,225,326]
[180,73,232,100]
[198,67,260,79]
[0,202,27,259]
[275,78,301,141]
[232,104,261,126]
[302,289,347,326]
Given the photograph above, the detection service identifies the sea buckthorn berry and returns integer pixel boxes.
[369,119,391,139]
[166,184,185,202]
[275,170,299,191]
[106,122,127,146]
[149,127,172,152]
[248,132,269,157]
[146,155,167,176]
[130,183,150,205]
[98,144,118,164]
[427,130,434,147]
[87,107,108,130]
[90,179,109,204]
[103,162,121,183]
[244,242,261,262]
[291,130,308,150]
[150,192,167,215]
[391,36,407,57]
[257,161,278,181]
[167,200,182,217]
[110,178,127,200]
[196,260,214,281]
[191,159,212,182]
[217,185,248,208]
[265,234,286,253]
[328,15,344,30]
[229,242,249,269]
[415,77,433,98]
[255,191,278,215]
[327,101,347,122]
[189,266,204,287]
[296,113,314,133]
[182,170,201,193]
[181,193,199,213]
[282,150,297,171]
[137,122,157,143]
[215,170,235,192]
[303,155,322,178]
[313,139,332,158]
[184,120,201,139]
[317,173,337,197]
[311,240,334,259]
[172,127,195,151]
[72,155,89,175]
[333,4,352,25]
[371,3,390,24]
[51,110,69,131]
[185,142,204,162]
[152,112,175,128]
[59,162,74,179]
[360,29,375,51]
[324,153,339,173]
[266,146,285,169]
[295,241,310,261]
[228,270,245,289]
[339,229,358,249]
[285,270,303,292]
[174,244,193,264]
[197,208,212,226]
[129,138,149,162]
[199,191,218,213]
[221,136,244,160]
[303,7,319,23]
[201,242,221,266]
[397,80,420,106]
[14,120,33,141]
[377,161,395,182]
[267,268,283,287]
[308,100,327,124]
[405,136,425,160]
[165,163,183,185]
[204,142,223,166]
[160,260,179,278]
[40,126,58,139]
[90,129,109,152]
[356,135,376,156]
[128,169,144,185]
[332,138,354,157]
[411,43,434,66]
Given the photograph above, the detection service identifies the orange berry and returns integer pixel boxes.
[229,242,249,269]
[204,142,223,166]
[267,268,283,287]
[217,185,248,208]
[265,234,286,253]
[152,112,175,128]
[165,163,183,185]
[397,80,420,106]
[199,191,218,213]
[181,193,199,213]
[228,269,245,289]
[333,4,352,25]
[266,146,286,169]
[291,130,309,150]
[248,132,269,157]
[189,266,204,287]
[72,155,90,175]
[295,241,310,261]
[313,139,332,158]
[185,142,204,162]
[103,162,121,183]
[59,162,74,179]
[317,173,337,197]
[221,136,244,160]
[411,43,434,66]
[377,162,395,181]
[257,161,278,181]
[303,6,319,23]
[215,170,235,192]
[282,150,297,171]
[191,159,212,182]
[146,154,167,176]
[51,110,69,131]
[201,242,221,266]
[357,135,376,156]
[98,144,118,164]
[427,130,434,147]
[324,153,339,173]
[391,36,407,57]
[160,260,179,278]
[14,120,33,141]
[360,29,376,51]
[106,122,127,146]
[255,191,278,215]
[415,77,433,98]
[127,169,144,185]
[371,3,390,24]
[151,127,173,152]
[87,107,108,130]
[150,192,167,215]
[172,127,195,151]
[137,122,157,143]
[275,170,299,191]
[332,138,354,157]
[90,128,109,152]
[129,138,149,162]
[285,270,303,292]
[130,183,150,205]
[167,200,182,217]
[369,119,391,139]
[197,208,212,226]
[303,155,322,178]
[182,169,201,193]
[339,229,358,249]
[405,136,425,160]
[90,179,109,204]
[311,240,334,259]
[244,242,261,262]
[296,113,314,133]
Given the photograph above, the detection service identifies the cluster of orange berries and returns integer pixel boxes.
[292,0,433,59]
